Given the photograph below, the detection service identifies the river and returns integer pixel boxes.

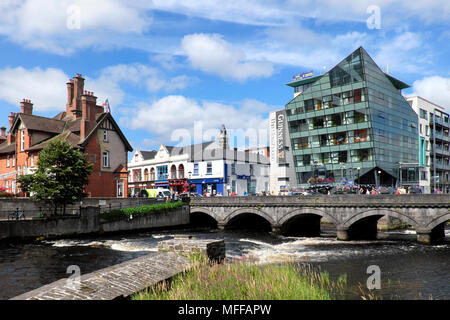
[0,226,448,300]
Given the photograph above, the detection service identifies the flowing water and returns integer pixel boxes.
[0,226,448,300]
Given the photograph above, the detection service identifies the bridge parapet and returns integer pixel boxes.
[191,194,450,207]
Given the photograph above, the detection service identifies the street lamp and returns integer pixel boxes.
[188,171,192,197]
[357,167,361,188]
[377,170,381,188]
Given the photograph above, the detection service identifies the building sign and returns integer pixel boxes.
[276,110,286,164]
[292,71,314,81]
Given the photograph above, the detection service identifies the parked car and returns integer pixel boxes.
[179,192,203,198]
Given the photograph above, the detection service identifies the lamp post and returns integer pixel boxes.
[188,171,192,197]
[357,167,361,188]
[377,170,381,188]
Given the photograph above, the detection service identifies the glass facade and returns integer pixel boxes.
[286,47,419,187]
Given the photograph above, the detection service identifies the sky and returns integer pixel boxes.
[0,0,449,159]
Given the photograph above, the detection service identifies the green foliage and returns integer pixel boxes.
[100,201,184,221]
[132,258,347,300]
[17,139,93,214]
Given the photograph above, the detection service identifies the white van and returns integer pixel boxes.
[140,188,172,200]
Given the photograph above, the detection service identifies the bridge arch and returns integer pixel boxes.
[277,207,337,237]
[223,207,276,226]
[189,207,220,228]
[342,209,419,229]
[278,207,339,226]
[425,212,450,230]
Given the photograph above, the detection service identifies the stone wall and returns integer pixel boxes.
[0,205,189,241]
[11,252,191,300]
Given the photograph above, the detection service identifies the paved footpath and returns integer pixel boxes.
[11,252,192,300]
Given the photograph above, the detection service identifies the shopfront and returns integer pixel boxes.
[191,178,224,195]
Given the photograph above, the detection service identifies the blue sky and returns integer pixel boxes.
[0,1,449,158]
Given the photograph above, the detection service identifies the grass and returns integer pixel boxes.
[100,201,184,221]
[132,255,348,300]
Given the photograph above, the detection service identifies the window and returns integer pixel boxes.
[206,162,212,175]
[293,137,308,150]
[194,163,199,175]
[426,125,429,136]
[231,163,236,175]
[420,124,423,135]
[117,180,124,198]
[103,130,108,142]
[250,164,254,176]
[30,155,34,167]
[419,109,428,120]
[232,180,236,193]
[12,155,15,167]
[20,130,25,151]
[157,166,168,180]
[6,155,9,167]
[102,151,110,168]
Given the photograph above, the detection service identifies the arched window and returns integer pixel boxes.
[144,168,149,181]
[178,164,184,179]
[171,165,177,179]
[150,168,156,181]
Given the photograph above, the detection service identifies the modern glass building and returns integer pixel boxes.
[285,47,419,187]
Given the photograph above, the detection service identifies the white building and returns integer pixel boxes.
[407,96,450,193]
[269,109,297,194]
[128,125,270,196]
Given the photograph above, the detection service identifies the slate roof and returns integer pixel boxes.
[7,110,132,153]
[0,142,15,155]
[141,150,157,160]
[139,140,269,164]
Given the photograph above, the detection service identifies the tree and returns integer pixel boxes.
[18,139,93,215]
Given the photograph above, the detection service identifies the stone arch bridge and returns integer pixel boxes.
[190,195,450,244]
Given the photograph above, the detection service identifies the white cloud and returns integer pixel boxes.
[0,67,68,112]
[150,0,450,26]
[181,33,274,81]
[0,0,151,54]
[87,63,193,106]
[124,95,272,149]
[0,63,193,114]
[411,76,450,111]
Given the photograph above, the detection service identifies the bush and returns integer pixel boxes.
[100,201,184,221]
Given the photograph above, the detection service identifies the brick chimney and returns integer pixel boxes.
[8,112,15,144]
[66,79,74,115]
[20,99,33,115]
[66,74,84,119]
[80,91,98,140]
[0,126,6,138]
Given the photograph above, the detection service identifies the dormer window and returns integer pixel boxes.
[103,130,108,142]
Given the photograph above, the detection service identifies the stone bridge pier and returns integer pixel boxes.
[190,195,450,245]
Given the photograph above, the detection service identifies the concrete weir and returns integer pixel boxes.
[10,252,191,300]
[158,236,226,262]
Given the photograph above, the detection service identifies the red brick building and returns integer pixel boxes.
[0,73,133,198]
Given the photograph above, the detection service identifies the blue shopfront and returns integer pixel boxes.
[190,178,224,195]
